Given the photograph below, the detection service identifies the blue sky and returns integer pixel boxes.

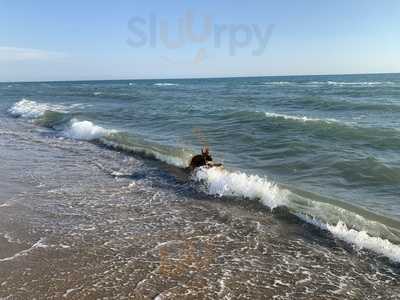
[1,0,399,81]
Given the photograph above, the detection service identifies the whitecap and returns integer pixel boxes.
[154,83,179,86]
[63,120,113,141]
[264,112,338,123]
[194,166,400,262]
[8,99,66,118]
[263,81,292,85]
[326,81,394,86]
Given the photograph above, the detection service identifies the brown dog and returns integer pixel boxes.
[189,147,212,170]
[189,147,222,170]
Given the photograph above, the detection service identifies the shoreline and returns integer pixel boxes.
[0,119,399,299]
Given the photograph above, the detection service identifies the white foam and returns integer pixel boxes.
[0,238,47,262]
[297,214,400,263]
[194,167,289,209]
[326,81,394,86]
[195,167,400,262]
[264,112,337,123]
[8,99,65,118]
[154,83,179,86]
[1,233,20,244]
[263,81,292,85]
[262,81,395,87]
[63,120,112,141]
[63,287,81,298]
[111,171,125,177]
[307,81,325,85]
[303,81,394,86]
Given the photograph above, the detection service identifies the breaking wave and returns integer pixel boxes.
[7,98,400,263]
[8,99,66,118]
[297,214,400,263]
[63,120,113,141]
[101,133,192,168]
[194,167,400,263]
[59,121,191,167]
[8,99,191,167]
[8,99,87,118]
[195,167,289,209]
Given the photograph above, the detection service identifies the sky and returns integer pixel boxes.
[1,0,399,82]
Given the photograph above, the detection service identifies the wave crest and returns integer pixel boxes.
[63,120,113,141]
[8,99,66,118]
[326,81,395,86]
[263,81,292,85]
[102,133,192,168]
[264,112,338,124]
[194,166,400,262]
[194,167,289,209]
[261,81,396,87]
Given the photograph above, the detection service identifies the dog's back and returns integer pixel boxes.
[189,154,206,170]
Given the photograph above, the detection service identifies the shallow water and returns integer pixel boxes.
[1,74,400,298]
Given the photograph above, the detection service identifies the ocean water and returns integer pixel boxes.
[1,74,400,298]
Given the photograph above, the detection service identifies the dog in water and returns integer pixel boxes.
[189,147,222,170]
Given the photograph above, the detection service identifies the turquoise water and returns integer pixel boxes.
[1,73,400,262]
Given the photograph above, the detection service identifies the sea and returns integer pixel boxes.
[0,73,400,299]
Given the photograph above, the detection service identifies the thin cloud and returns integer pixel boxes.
[0,47,66,62]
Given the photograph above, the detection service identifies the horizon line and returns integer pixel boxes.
[1,71,399,84]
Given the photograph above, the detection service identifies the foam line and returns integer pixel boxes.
[0,238,48,262]
[264,112,338,123]
[297,214,400,263]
